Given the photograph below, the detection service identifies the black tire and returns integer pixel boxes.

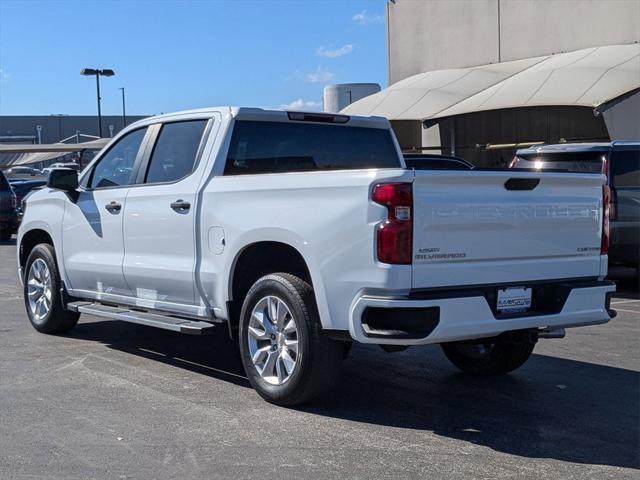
[23,243,79,334]
[0,228,11,242]
[441,330,536,376]
[239,273,343,406]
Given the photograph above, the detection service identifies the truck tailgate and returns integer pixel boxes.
[411,170,605,289]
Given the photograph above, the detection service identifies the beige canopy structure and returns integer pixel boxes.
[0,138,110,167]
[342,43,640,121]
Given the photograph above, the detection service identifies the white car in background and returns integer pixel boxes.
[4,166,43,177]
[41,162,80,177]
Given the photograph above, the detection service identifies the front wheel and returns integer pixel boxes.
[441,330,536,376]
[23,243,79,334]
[239,273,343,406]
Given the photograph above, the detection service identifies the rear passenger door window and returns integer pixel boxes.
[144,120,208,184]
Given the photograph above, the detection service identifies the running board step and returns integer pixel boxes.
[67,302,215,335]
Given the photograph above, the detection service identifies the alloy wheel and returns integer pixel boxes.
[247,296,299,385]
[27,258,52,324]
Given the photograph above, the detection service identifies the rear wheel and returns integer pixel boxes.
[23,243,79,334]
[239,273,343,406]
[441,330,536,376]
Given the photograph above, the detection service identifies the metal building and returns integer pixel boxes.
[0,115,147,145]
[0,115,147,169]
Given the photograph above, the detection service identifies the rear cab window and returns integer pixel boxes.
[224,120,401,175]
[513,151,606,173]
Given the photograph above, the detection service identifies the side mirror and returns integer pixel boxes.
[47,169,79,201]
[47,168,78,191]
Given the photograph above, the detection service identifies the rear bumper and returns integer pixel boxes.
[348,280,616,345]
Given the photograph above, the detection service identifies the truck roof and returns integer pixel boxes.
[129,107,390,129]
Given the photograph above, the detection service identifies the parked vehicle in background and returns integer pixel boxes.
[18,107,616,406]
[4,166,43,178]
[403,153,473,170]
[0,170,19,241]
[42,163,80,177]
[512,141,640,272]
[9,178,47,215]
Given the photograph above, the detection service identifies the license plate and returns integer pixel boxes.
[497,286,532,313]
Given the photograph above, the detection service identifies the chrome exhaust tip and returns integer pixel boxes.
[538,328,566,339]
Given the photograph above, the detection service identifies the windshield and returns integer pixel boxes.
[512,151,605,173]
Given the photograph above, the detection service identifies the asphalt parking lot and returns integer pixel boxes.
[0,238,638,479]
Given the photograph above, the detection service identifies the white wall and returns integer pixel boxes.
[388,0,640,84]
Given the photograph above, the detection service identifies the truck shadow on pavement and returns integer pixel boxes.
[70,321,249,388]
[309,346,640,471]
[69,319,639,471]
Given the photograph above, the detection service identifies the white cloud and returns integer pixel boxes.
[352,10,384,25]
[317,44,354,58]
[0,68,9,82]
[306,66,335,83]
[279,99,323,111]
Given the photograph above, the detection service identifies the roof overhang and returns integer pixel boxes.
[342,43,640,121]
[0,138,109,154]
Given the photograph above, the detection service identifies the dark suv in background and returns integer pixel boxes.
[0,170,19,241]
[512,141,640,272]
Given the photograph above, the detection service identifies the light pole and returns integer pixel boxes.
[80,68,115,137]
[119,87,127,128]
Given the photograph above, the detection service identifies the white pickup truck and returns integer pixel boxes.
[17,107,616,405]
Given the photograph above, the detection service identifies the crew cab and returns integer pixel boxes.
[17,107,615,405]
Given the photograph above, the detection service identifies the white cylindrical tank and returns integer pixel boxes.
[323,83,381,113]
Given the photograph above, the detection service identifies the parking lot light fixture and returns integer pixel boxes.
[80,68,116,137]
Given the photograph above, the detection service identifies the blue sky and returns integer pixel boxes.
[0,0,388,115]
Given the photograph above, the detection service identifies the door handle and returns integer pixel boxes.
[170,200,191,212]
[105,201,122,213]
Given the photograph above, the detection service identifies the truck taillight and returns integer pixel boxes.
[601,185,610,255]
[602,154,617,221]
[609,187,618,221]
[372,183,413,264]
